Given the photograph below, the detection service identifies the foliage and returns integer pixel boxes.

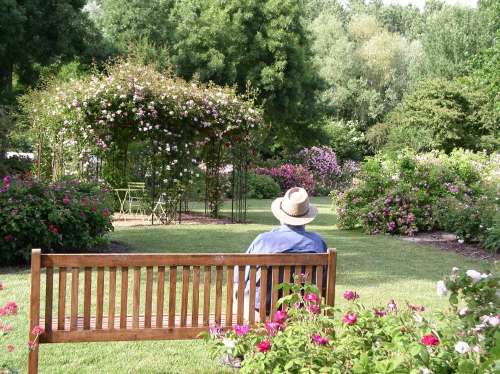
[371,78,498,153]
[246,173,281,200]
[204,269,499,373]
[334,150,500,248]
[0,175,114,265]
[299,146,340,194]
[256,164,316,195]
[320,118,366,161]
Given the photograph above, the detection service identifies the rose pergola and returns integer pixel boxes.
[22,61,262,221]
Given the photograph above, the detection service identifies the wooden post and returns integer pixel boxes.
[325,248,337,307]
[28,248,42,374]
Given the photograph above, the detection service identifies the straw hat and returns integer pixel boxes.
[271,187,318,225]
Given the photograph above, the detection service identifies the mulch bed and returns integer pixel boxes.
[400,231,499,261]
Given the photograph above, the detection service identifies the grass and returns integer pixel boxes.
[0,197,493,373]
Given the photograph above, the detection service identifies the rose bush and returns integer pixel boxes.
[204,269,499,373]
[256,164,316,195]
[0,175,113,265]
[333,149,499,251]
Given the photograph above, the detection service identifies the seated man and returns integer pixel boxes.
[234,187,327,318]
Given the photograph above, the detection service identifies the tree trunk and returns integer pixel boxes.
[0,62,13,97]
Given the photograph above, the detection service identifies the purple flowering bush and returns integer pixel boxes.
[0,175,113,265]
[204,269,498,373]
[334,150,499,249]
[299,146,340,193]
[256,164,316,195]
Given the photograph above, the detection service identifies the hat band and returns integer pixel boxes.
[280,201,309,218]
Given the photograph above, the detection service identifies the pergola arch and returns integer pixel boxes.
[24,61,262,221]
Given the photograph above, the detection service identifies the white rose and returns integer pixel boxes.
[487,316,499,327]
[458,307,469,316]
[414,314,423,323]
[452,267,459,273]
[455,341,470,354]
[466,270,482,282]
[436,280,448,297]
[420,368,433,374]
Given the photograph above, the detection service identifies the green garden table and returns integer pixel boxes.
[113,188,129,220]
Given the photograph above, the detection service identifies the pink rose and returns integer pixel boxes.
[304,293,320,303]
[311,334,329,346]
[309,304,321,314]
[62,195,70,205]
[421,334,439,346]
[234,324,250,337]
[343,290,359,301]
[7,344,14,352]
[257,338,271,353]
[273,310,287,324]
[32,325,45,336]
[343,313,357,325]
[265,321,283,336]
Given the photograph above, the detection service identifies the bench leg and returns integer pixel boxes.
[28,346,39,374]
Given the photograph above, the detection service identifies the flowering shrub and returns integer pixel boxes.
[334,150,499,249]
[204,268,498,373]
[0,175,113,265]
[299,146,340,192]
[0,282,44,373]
[255,164,316,195]
[246,173,281,199]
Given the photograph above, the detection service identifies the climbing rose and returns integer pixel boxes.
[234,325,250,337]
[257,338,271,353]
[343,313,357,325]
[274,310,287,324]
[343,290,359,301]
[304,293,320,303]
[311,334,329,345]
[421,334,439,346]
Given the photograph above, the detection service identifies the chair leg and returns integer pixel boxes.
[28,346,39,374]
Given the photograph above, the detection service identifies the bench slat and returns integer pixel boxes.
[108,267,116,330]
[41,253,329,267]
[225,266,234,327]
[96,267,104,329]
[83,268,92,330]
[316,266,324,300]
[70,268,79,331]
[133,267,141,329]
[237,266,245,325]
[271,267,279,319]
[45,267,53,334]
[145,267,153,328]
[191,266,200,327]
[57,267,67,330]
[180,266,190,327]
[120,267,128,329]
[249,266,256,324]
[259,266,268,323]
[215,266,222,325]
[168,266,177,327]
[203,266,211,326]
[156,266,165,328]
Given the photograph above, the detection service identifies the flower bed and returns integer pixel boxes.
[204,269,499,373]
[0,175,113,265]
[333,150,499,250]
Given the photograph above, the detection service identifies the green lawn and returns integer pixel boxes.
[0,198,492,373]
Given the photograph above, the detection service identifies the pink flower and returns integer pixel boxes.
[0,282,4,290]
[102,207,110,217]
[3,323,13,332]
[343,313,357,325]
[265,321,283,336]
[31,325,45,336]
[2,301,17,315]
[311,334,329,345]
[343,290,359,301]
[48,224,60,235]
[421,334,439,346]
[304,293,320,303]
[7,344,14,352]
[257,338,271,353]
[274,310,287,324]
[209,325,223,337]
[3,176,12,187]
[234,324,250,337]
[309,304,321,314]
[62,195,70,205]
[373,308,386,317]
[387,299,397,312]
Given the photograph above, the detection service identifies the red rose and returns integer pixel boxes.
[421,334,439,346]
[257,338,271,353]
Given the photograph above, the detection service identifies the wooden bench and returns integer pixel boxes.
[28,248,337,373]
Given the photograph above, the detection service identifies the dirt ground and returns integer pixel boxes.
[112,212,233,228]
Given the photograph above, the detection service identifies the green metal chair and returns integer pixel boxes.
[127,182,148,216]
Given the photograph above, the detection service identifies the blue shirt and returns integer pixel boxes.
[235,224,327,310]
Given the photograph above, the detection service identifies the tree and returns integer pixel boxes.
[0,0,99,96]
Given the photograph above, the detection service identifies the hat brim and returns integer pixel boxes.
[271,198,318,226]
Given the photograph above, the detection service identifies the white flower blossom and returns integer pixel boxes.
[466,270,482,282]
[455,341,470,354]
[223,338,235,349]
[436,281,448,297]
[458,307,469,316]
[420,368,433,374]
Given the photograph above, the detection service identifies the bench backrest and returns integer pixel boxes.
[29,249,337,346]
[127,182,146,190]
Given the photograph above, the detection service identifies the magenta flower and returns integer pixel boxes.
[102,207,110,217]
[1,301,18,316]
[274,310,287,324]
[309,304,321,314]
[373,308,386,317]
[257,338,271,353]
[31,325,45,336]
[311,334,329,345]
[265,321,283,336]
[343,290,359,301]
[3,176,12,187]
[343,313,357,325]
[387,299,397,312]
[62,195,70,205]
[304,293,320,303]
[234,324,250,337]
[421,334,439,346]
